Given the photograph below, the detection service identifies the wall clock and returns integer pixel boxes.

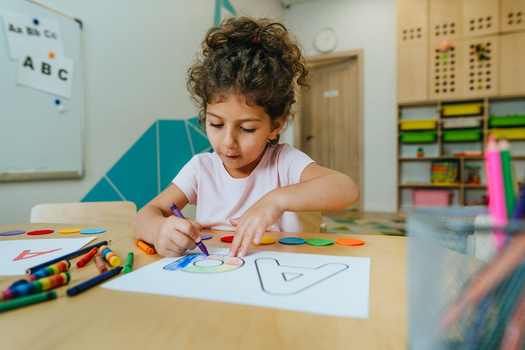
[314,27,338,53]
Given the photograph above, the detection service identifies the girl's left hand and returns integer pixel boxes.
[228,194,284,257]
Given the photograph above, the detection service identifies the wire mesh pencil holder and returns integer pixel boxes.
[407,208,525,350]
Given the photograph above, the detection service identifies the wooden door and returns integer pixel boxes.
[296,51,363,211]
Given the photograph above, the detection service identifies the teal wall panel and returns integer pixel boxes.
[82,177,123,202]
[158,120,193,191]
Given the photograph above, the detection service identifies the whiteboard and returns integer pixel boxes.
[0,0,84,181]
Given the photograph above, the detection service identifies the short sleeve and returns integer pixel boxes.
[172,155,200,204]
[276,144,315,185]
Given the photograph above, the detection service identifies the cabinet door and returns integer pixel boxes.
[429,0,462,42]
[500,32,525,95]
[429,39,462,99]
[501,0,525,33]
[462,0,499,38]
[398,45,428,103]
[397,0,428,47]
[459,36,499,97]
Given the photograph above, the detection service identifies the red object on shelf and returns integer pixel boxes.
[412,189,452,207]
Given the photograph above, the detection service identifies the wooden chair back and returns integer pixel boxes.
[30,201,137,226]
[298,211,326,233]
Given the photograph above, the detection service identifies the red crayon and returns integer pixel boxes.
[76,247,98,268]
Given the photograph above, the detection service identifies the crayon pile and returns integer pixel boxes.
[0,240,126,313]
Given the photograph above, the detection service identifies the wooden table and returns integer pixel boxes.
[0,223,407,349]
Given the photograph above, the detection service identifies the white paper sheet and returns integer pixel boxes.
[0,237,95,275]
[103,248,371,318]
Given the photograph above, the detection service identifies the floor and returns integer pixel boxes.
[322,209,406,236]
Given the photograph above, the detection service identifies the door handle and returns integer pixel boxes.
[306,135,314,141]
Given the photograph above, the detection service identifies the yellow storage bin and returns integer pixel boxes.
[399,119,437,131]
[489,128,525,140]
[442,103,483,117]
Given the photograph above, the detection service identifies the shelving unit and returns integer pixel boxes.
[397,97,525,212]
[396,0,525,214]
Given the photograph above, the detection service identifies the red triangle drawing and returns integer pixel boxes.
[13,248,62,261]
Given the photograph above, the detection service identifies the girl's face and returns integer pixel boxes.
[205,95,284,178]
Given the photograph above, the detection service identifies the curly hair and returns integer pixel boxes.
[187,16,308,144]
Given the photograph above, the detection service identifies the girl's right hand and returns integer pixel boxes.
[152,216,203,257]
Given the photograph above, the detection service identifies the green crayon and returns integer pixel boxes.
[0,291,56,313]
[123,252,134,274]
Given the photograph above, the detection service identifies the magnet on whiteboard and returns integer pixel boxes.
[58,105,66,113]
[55,99,60,105]
[49,52,55,58]
[33,19,39,25]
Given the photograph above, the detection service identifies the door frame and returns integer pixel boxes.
[294,49,364,212]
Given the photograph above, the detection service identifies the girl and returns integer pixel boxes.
[134,16,359,258]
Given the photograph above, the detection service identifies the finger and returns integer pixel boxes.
[229,218,240,227]
[171,217,200,246]
[229,226,245,257]
[187,219,203,242]
[237,227,258,258]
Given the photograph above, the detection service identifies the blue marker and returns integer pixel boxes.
[169,203,209,256]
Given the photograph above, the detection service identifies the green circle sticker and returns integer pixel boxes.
[306,238,334,246]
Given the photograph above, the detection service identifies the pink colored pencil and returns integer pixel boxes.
[484,135,507,251]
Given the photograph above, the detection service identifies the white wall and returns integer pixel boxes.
[0,0,283,225]
[283,0,397,213]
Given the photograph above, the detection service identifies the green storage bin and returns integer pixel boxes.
[400,131,436,143]
[442,129,482,142]
[489,115,525,127]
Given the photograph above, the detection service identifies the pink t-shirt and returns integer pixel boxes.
[173,143,314,232]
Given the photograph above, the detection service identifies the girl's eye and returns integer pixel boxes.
[209,122,223,128]
[240,127,256,133]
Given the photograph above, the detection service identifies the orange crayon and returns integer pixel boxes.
[136,239,155,255]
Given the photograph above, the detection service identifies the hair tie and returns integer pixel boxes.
[251,37,260,44]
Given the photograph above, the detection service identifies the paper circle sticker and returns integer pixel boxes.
[49,52,55,58]
[201,233,212,240]
[27,230,54,236]
[0,230,26,236]
[80,228,106,234]
[279,237,306,245]
[336,238,365,246]
[306,238,334,246]
[58,228,82,234]
[253,237,276,245]
[220,235,234,243]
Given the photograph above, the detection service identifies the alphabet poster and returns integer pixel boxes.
[1,10,63,59]
[0,237,95,275]
[17,41,74,98]
[103,248,371,318]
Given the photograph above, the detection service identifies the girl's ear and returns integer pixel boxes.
[270,116,286,138]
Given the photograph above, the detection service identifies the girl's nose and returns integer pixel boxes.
[222,128,237,149]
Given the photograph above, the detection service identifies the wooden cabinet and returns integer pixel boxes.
[500,31,525,95]
[398,46,428,103]
[460,35,500,97]
[397,0,428,48]
[462,0,499,38]
[501,0,525,33]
